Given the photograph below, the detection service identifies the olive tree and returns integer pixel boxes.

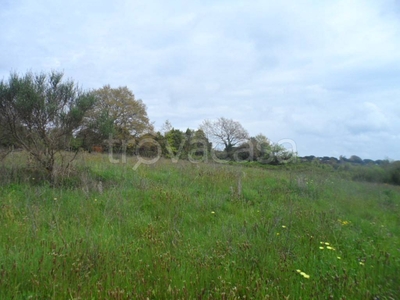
[0,71,96,181]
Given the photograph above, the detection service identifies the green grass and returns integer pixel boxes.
[0,152,399,299]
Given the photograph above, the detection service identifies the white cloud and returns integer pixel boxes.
[1,0,400,160]
[346,102,389,134]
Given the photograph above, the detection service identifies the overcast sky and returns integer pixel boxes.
[1,0,399,160]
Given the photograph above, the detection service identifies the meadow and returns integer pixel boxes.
[0,152,399,299]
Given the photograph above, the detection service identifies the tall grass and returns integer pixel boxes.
[0,152,399,299]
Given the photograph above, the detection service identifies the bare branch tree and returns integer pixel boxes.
[200,117,249,155]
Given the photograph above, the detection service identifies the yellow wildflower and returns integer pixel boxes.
[299,272,310,279]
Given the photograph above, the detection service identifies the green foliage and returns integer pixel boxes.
[164,128,184,158]
[234,134,296,165]
[257,143,296,165]
[0,154,399,299]
[351,165,390,183]
[388,161,400,185]
[341,161,400,186]
[0,71,95,180]
[154,125,211,161]
[87,85,153,144]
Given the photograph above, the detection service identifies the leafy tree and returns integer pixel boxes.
[264,143,296,165]
[239,134,295,165]
[149,126,211,162]
[363,159,375,165]
[72,127,106,152]
[253,133,271,161]
[200,117,249,157]
[87,85,153,148]
[164,128,184,158]
[136,132,163,158]
[389,161,400,185]
[349,155,363,164]
[160,120,173,135]
[0,119,14,147]
[189,129,211,159]
[0,123,14,160]
[0,71,95,180]
[193,129,209,144]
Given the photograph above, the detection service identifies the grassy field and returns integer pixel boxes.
[0,152,399,299]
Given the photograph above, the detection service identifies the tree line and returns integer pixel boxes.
[0,71,295,182]
[1,70,399,186]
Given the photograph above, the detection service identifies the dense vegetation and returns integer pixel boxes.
[1,70,399,298]
[0,151,399,299]
[297,157,400,186]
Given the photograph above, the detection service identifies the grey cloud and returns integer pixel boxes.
[1,0,400,159]
[345,102,390,135]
